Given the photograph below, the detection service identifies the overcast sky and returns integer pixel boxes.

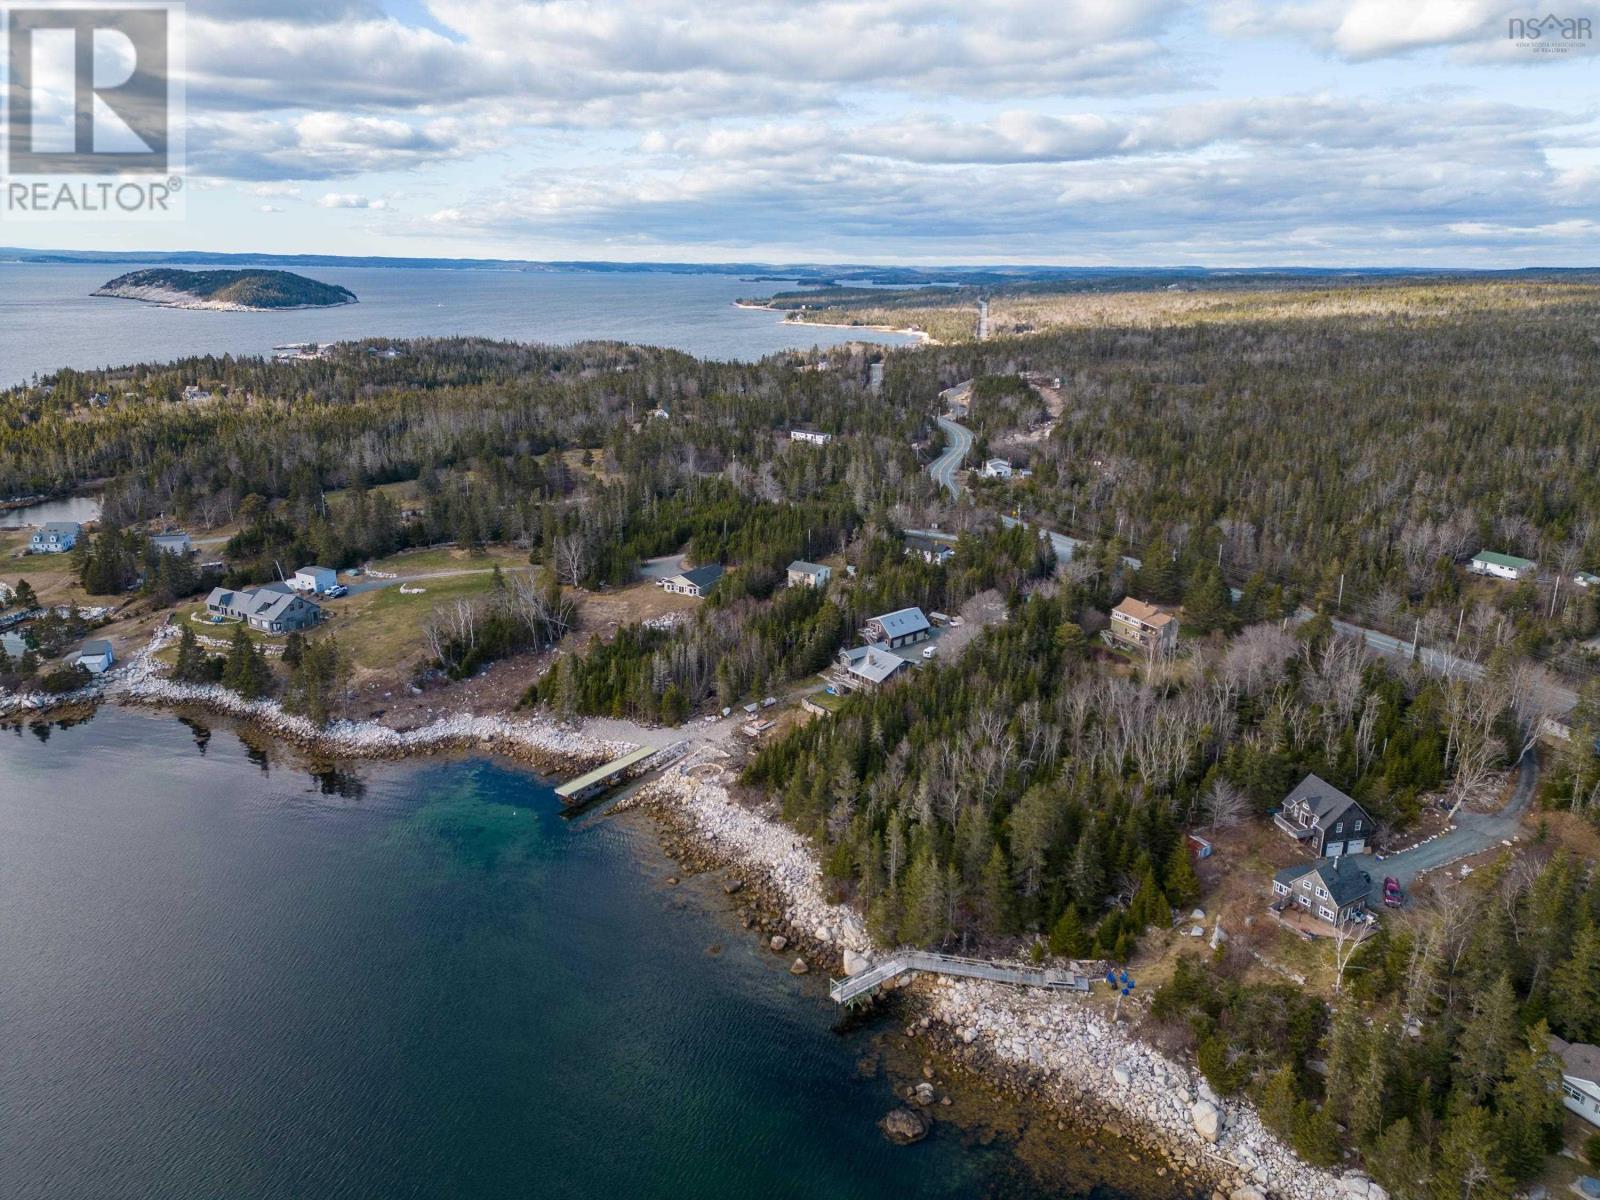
[16,0,1600,265]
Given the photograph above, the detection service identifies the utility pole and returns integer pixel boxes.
[1550,574,1561,621]
[1337,573,1344,609]
[1455,608,1464,644]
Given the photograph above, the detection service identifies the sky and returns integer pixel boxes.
[8,0,1600,265]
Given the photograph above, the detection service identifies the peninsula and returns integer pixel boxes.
[93,268,358,311]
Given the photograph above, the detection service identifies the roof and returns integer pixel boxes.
[1552,1035,1600,1086]
[1473,550,1535,570]
[79,639,113,657]
[788,560,828,575]
[296,564,336,577]
[207,583,317,622]
[871,607,930,638]
[1113,597,1175,628]
[1282,773,1364,828]
[1274,856,1372,908]
[841,644,906,684]
[38,521,80,535]
[673,564,724,590]
[151,532,190,544]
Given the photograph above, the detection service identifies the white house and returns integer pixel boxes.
[786,560,831,589]
[789,429,832,446]
[291,566,339,595]
[661,564,724,598]
[74,639,115,674]
[1469,550,1536,580]
[1576,571,1600,589]
[151,532,192,556]
[980,458,1013,479]
[29,522,81,554]
[1550,1035,1600,1128]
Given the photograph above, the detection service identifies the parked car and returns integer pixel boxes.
[326,583,349,598]
[1383,876,1404,908]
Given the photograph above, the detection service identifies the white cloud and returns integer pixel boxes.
[318,192,387,209]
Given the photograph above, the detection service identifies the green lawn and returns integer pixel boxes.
[333,571,504,671]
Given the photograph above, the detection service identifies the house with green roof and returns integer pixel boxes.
[1469,549,1536,581]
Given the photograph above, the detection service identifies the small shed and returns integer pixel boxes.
[75,639,115,674]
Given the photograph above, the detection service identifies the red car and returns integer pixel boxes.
[1382,877,1404,908]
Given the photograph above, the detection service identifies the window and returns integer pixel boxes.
[1334,821,1343,834]
[1319,907,1334,921]
[1316,887,1329,899]
[1353,820,1362,831]
[1297,895,1311,909]
[1274,882,1288,895]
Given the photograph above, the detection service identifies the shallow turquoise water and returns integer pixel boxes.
[0,707,1124,1200]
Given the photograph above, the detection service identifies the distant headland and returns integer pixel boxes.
[92,268,359,311]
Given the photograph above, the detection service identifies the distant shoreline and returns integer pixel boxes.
[732,300,935,345]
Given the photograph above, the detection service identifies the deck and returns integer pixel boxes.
[554,744,667,804]
[829,950,1091,1005]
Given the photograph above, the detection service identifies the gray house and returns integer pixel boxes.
[661,564,724,598]
[206,583,323,633]
[1274,773,1374,858]
[861,606,931,649]
[1271,857,1373,926]
[786,560,831,589]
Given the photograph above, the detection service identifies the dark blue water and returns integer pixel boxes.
[0,264,916,385]
[0,707,1133,1200]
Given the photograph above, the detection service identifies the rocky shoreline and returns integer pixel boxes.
[0,624,622,777]
[634,767,1367,1200]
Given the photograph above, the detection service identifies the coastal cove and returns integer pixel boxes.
[0,705,1165,1200]
[0,264,920,385]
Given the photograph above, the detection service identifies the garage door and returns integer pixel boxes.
[1324,841,1344,858]
[1346,839,1364,854]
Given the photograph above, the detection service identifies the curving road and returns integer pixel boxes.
[1371,749,1538,888]
[931,415,973,498]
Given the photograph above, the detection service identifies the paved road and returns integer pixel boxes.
[1368,749,1538,888]
[930,395,974,498]
[1319,613,1577,713]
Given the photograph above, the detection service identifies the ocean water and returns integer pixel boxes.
[0,707,1149,1200]
[0,263,917,385]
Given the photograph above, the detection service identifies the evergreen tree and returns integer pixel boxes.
[1048,906,1089,957]
[172,626,211,683]
[1366,1117,1429,1200]
[1493,1023,1563,1179]
[1429,1105,1512,1200]
[1163,845,1200,911]
[1454,973,1519,1103]
[1549,920,1600,1042]
[1184,565,1236,634]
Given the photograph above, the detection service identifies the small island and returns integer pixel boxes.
[93,268,358,311]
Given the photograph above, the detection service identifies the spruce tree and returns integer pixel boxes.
[1549,920,1600,1042]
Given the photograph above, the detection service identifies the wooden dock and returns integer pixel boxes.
[554,742,686,806]
[829,950,1090,1005]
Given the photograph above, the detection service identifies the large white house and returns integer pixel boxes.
[980,458,1013,479]
[29,522,81,554]
[786,560,831,589]
[1551,1035,1600,1127]
[789,429,832,446]
[151,532,192,556]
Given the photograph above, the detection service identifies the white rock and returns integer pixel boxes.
[1191,1099,1220,1143]
[843,948,870,976]
[1230,1188,1266,1200]
[1113,1063,1132,1087]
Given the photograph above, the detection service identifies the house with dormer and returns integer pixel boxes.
[1270,856,1373,926]
[1273,773,1374,858]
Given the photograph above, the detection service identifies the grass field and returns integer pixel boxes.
[332,570,511,672]
[363,544,528,577]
